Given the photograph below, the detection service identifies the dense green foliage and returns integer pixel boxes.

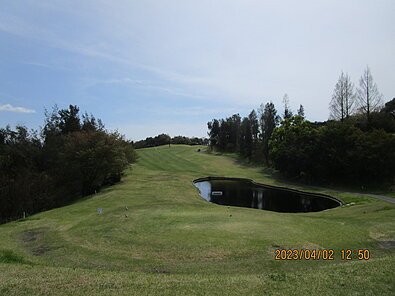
[0,105,137,223]
[134,133,208,149]
[270,115,395,184]
[208,98,395,186]
[207,102,280,163]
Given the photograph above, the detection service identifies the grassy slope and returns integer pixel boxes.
[0,145,394,295]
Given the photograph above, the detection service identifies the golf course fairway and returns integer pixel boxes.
[0,145,394,295]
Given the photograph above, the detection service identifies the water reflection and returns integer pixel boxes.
[193,178,342,213]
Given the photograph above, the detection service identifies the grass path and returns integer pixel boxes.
[310,187,395,204]
[0,145,394,295]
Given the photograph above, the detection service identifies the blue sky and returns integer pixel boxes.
[1,0,394,140]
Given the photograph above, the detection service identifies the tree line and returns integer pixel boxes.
[0,105,137,223]
[329,66,385,124]
[134,134,208,149]
[207,66,395,186]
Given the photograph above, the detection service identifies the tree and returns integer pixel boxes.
[269,116,319,180]
[248,109,259,141]
[58,105,81,134]
[82,112,104,131]
[248,109,261,160]
[155,134,171,146]
[270,117,395,184]
[329,72,355,121]
[282,93,293,120]
[259,102,280,163]
[381,98,395,118]
[228,114,241,152]
[212,114,241,152]
[239,117,252,158]
[0,105,137,223]
[59,130,136,195]
[356,66,383,123]
[297,104,305,119]
[367,98,395,133]
[207,119,220,149]
[43,105,82,139]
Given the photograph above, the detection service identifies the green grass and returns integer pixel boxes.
[0,145,394,295]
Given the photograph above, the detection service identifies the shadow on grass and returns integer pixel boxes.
[0,250,32,265]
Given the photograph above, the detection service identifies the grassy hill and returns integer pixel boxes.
[0,145,394,295]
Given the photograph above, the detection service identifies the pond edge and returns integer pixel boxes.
[193,176,344,206]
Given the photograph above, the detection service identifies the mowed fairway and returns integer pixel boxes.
[0,145,394,295]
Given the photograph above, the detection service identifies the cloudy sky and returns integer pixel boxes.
[0,0,394,140]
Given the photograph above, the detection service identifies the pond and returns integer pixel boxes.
[193,177,342,213]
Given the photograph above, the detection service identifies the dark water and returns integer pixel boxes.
[193,178,342,213]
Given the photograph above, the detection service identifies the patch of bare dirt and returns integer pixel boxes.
[378,241,395,249]
[151,268,171,274]
[21,229,51,256]
[31,246,51,256]
[21,230,45,243]
[271,244,284,249]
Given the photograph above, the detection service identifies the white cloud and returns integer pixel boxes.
[93,77,208,100]
[102,78,144,84]
[0,104,36,113]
